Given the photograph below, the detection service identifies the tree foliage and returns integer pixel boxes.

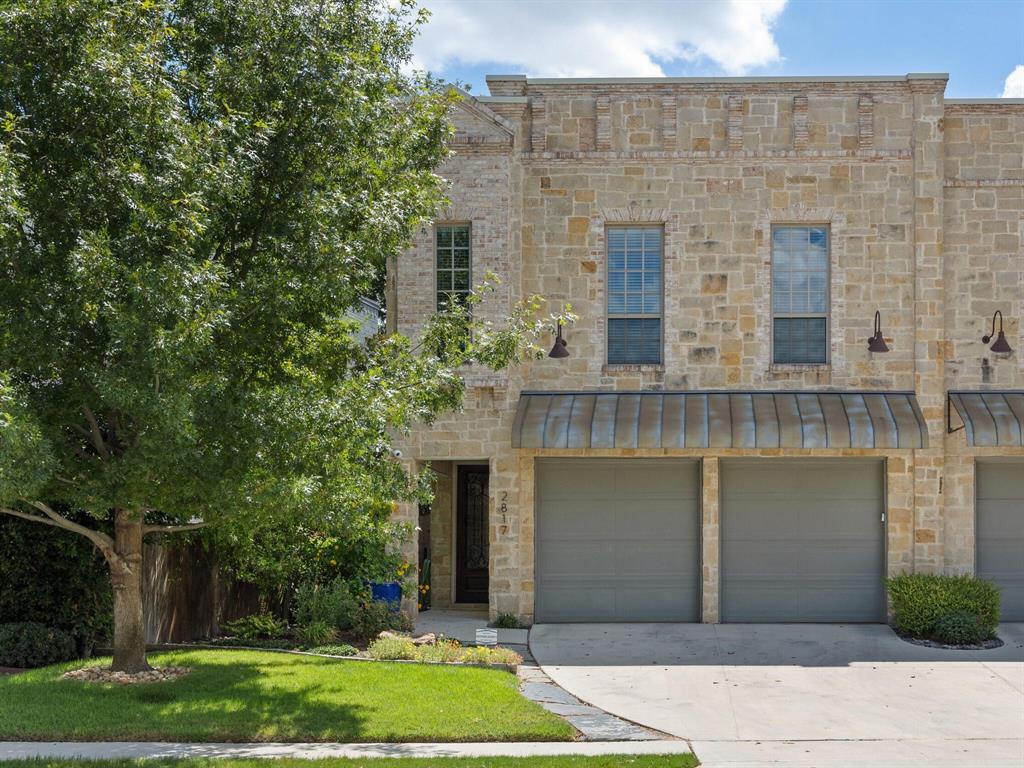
[0,0,562,670]
[0,514,113,654]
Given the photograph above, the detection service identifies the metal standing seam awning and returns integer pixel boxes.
[512,391,929,450]
[948,391,1024,446]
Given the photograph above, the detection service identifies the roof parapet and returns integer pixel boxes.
[487,73,948,88]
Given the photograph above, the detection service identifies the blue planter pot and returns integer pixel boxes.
[369,581,402,612]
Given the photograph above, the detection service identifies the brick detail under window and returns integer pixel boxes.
[662,96,677,151]
[858,94,874,151]
[728,95,744,151]
[596,95,611,152]
[793,95,808,150]
[530,97,546,152]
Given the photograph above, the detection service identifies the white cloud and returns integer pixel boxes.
[412,0,787,79]
[1002,65,1024,97]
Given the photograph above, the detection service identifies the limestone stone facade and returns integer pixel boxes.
[391,74,1024,625]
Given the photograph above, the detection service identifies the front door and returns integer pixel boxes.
[456,465,489,604]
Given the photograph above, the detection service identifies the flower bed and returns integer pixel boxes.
[367,635,522,667]
[172,631,521,670]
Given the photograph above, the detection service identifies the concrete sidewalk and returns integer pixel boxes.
[0,741,692,761]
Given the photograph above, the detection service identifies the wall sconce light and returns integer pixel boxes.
[983,310,1013,355]
[548,321,569,359]
[867,311,889,353]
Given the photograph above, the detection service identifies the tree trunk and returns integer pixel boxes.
[110,509,150,672]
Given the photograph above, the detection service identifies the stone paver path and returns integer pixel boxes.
[514,644,671,742]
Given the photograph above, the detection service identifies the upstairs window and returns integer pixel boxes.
[436,224,471,310]
[772,226,829,364]
[607,226,663,365]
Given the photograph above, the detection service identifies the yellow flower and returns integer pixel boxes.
[329,559,337,566]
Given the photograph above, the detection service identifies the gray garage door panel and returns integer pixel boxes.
[722,459,885,623]
[977,461,1024,621]
[536,458,700,623]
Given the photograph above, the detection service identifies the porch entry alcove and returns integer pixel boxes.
[517,391,927,625]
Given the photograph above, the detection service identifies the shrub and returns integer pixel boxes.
[396,610,414,633]
[493,612,519,629]
[932,611,986,646]
[307,643,358,656]
[351,601,401,641]
[367,636,416,660]
[293,578,359,631]
[0,515,112,655]
[0,622,77,668]
[414,639,463,663]
[886,573,1000,639]
[298,620,338,648]
[222,612,286,640]
[458,644,522,666]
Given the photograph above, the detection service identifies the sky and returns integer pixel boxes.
[409,0,1024,99]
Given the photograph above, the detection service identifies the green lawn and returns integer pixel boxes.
[0,650,575,743]
[0,760,698,768]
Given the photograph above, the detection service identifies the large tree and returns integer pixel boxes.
[0,0,556,672]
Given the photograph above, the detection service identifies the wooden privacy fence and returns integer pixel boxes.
[143,541,261,643]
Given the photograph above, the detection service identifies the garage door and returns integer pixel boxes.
[535,458,700,622]
[721,459,885,622]
[977,461,1024,621]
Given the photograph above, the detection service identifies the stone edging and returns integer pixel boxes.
[515,644,678,743]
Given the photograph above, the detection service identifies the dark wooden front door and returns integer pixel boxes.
[456,465,489,604]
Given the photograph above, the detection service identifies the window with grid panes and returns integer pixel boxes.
[607,227,663,365]
[772,226,829,364]
[435,224,471,310]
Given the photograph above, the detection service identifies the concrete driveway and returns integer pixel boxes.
[530,623,1024,767]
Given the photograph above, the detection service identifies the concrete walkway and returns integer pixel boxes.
[0,741,692,760]
[531,622,1024,768]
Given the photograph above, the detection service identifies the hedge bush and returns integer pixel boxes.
[932,610,986,646]
[886,573,1000,639]
[0,514,112,655]
[0,622,77,668]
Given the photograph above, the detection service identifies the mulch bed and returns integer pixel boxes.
[0,666,24,676]
[900,635,1004,651]
[62,666,192,684]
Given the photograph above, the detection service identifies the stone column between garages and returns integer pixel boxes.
[909,76,948,572]
[701,456,721,623]
[886,454,915,577]
[517,453,536,625]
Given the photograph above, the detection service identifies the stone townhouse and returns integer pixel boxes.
[389,73,1024,626]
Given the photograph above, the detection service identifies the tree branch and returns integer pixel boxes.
[142,521,209,536]
[0,506,73,531]
[22,500,115,553]
[81,404,110,459]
